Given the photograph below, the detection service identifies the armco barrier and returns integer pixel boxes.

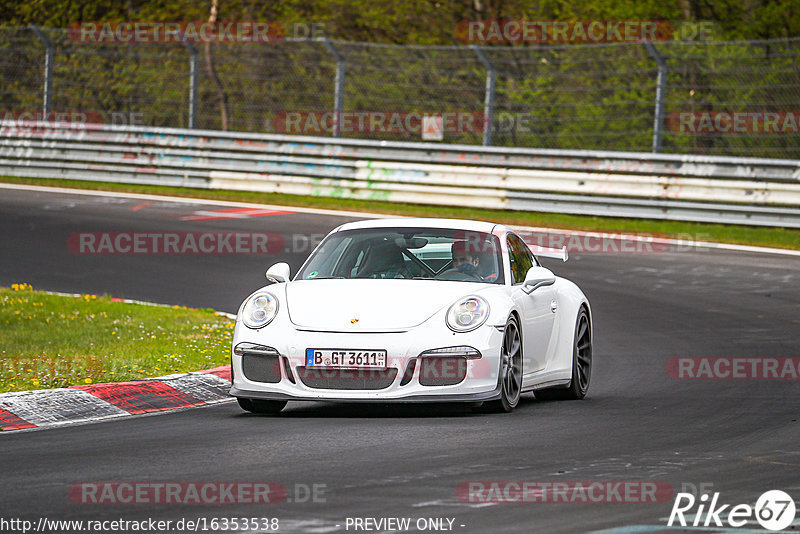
[1,123,799,227]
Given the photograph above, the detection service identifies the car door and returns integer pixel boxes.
[507,233,557,374]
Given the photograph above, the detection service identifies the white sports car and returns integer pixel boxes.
[230,218,592,414]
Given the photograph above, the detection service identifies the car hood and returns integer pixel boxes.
[286,279,490,332]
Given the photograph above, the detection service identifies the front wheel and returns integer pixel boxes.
[535,307,591,401]
[486,315,523,413]
[237,398,287,414]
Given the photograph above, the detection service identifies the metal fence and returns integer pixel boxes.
[2,123,799,227]
[2,26,800,158]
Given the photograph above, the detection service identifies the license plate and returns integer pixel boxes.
[306,349,387,368]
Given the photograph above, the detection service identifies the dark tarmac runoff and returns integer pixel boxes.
[1,185,798,533]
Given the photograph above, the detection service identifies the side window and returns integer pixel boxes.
[507,234,533,284]
[520,237,539,268]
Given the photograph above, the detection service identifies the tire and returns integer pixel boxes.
[237,398,287,414]
[535,307,591,401]
[486,315,523,413]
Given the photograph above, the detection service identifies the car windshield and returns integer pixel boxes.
[296,227,505,284]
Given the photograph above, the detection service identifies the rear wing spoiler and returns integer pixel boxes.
[531,245,569,262]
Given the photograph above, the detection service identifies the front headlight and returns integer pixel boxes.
[446,296,489,332]
[241,292,279,329]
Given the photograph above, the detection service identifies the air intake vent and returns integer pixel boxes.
[242,354,282,383]
[296,367,397,390]
[419,357,467,386]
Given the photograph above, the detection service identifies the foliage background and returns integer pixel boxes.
[1,0,799,157]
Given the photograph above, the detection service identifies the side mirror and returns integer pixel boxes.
[266,262,290,283]
[522,266,556,294]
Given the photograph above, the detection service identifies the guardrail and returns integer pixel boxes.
[1,122,800,228]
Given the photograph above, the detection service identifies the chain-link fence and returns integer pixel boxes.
[2,26,799,158]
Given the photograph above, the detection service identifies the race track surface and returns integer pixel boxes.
[1,186,798,533]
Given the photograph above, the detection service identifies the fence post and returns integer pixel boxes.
[644,41,667,153]
[29,26,54,119]
[184,43,199,129]
[471,45,496,146]
[322,38,345,137]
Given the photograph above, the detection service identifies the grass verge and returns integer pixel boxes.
[2,175,800,250]
[0,284,233,393]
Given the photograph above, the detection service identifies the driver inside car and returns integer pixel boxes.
[451,239,481,277]
[447,239,499,282]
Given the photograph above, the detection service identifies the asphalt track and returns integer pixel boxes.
[0,185,798,534]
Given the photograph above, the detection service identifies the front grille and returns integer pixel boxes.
[242,354,282,383]
[419,357,467,386]
[296,367,398,390]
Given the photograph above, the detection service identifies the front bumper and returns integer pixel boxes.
[229,386,502,403]
[230,319,504,403]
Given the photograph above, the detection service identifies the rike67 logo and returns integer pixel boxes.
[669,490,796,531]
